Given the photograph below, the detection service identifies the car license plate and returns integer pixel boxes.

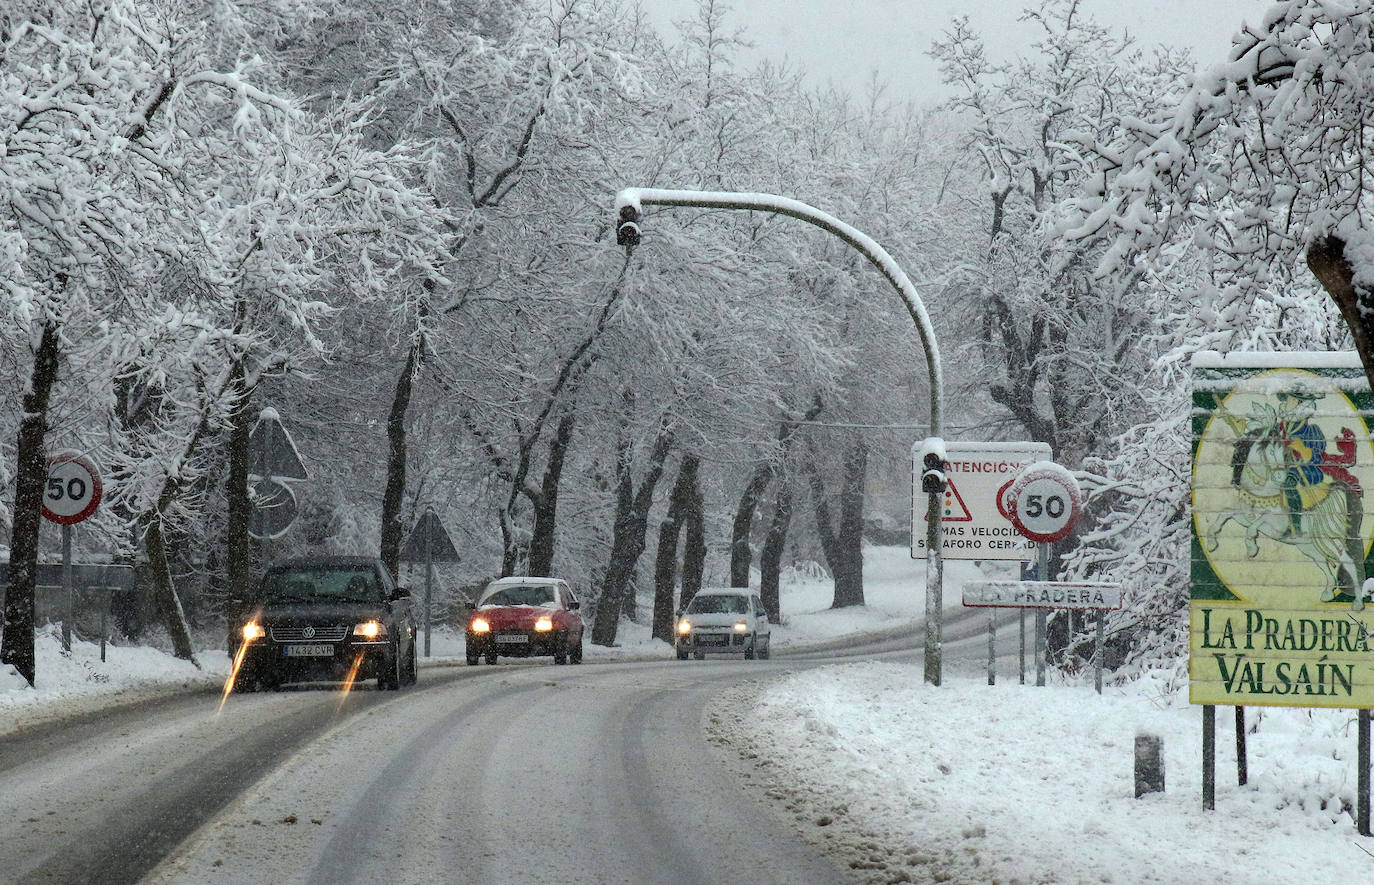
[496,633,528,643]
[697,634,727,646]
[284,644,334,657]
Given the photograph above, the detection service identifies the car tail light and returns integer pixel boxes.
[471,618,490,633]
[535,617,553,632]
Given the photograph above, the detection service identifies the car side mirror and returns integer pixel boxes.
[462,600,476,612]
[568,600,580,610]
[390,587,410,601]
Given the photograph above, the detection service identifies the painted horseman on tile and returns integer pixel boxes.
[1206,384,1367,604]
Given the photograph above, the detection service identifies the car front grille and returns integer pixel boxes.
[271,625,349,642]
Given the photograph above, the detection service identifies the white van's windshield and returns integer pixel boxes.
[685,594,748,615]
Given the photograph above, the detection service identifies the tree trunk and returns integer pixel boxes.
[651,454,698,641]
[379,341,420,582]
[1309,235,1374,391]
[681,475,706,608]
[809,435,867,609]
[528,412,575,577]
[591,427,673,646]
[1,321,61,687]
[728,398,822,586]
[729,466,772,587]
[759,481,793,624]
[144,514,198,663]
[223,368,254,647]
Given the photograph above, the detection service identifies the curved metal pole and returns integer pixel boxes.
[615,187,947,684]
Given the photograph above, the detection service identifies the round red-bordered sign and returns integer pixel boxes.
[42,451,103,525]
[1005,461,1081,544]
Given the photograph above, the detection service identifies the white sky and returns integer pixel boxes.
[640,0,1269,103]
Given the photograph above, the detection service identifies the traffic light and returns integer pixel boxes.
[616,203,641,247]
[920,451,947,494]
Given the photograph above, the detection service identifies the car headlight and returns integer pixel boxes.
[471,618,490,633]
[242,622,265,641]
[677,619,692,635]
[353,620,386,638]
[535,617,553,632]
[734,621,748,632]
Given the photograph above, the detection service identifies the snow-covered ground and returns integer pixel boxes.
[4,547,1373,882]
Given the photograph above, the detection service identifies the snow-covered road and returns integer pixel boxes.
[144,658,850,885]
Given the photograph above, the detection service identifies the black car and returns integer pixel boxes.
[229,555,418,692]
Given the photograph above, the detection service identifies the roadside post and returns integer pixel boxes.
[41,451,103,654]
[401,508,460,657]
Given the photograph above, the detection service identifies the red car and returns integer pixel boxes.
[465,577,584,665]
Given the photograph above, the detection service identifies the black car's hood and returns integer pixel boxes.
[251,601,388,623]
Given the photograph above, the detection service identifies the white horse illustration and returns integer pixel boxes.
[1205,421,1366,605]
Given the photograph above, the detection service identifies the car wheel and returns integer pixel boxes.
[570,634,583,665]
[378,643,401,691]
[485,652,498,665]
[744,643,756,660]
[466,653,480,666]
[553,633,568,665]
[405,642,418,685]
[758,638,771,660]
[676,648,688,661]
[693,651,704,661]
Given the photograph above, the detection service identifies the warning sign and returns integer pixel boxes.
[912,440,1050,561]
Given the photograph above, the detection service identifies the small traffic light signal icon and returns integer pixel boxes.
[617,203,641,246]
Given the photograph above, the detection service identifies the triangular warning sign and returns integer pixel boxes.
[924,478,973,522]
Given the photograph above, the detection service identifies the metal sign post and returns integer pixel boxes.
[1036,543,1048,687]
[401,508,460,657]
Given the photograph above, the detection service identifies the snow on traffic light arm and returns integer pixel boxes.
[613,186,943,435]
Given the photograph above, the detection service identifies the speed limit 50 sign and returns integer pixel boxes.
[1002,461,1081,544]
[42,451,103,525]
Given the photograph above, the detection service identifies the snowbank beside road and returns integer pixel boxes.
[715,665,1374,884]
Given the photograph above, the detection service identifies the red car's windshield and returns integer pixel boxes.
[480,585,557,607]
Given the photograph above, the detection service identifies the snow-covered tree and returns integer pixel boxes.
[1057,0,1366,674]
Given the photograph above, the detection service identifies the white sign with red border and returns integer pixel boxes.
[42,451,102,525]
[912,441,1050,561]
[1003,460,1081,544]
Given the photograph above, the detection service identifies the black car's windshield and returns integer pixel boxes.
[685,594,748,615]
[260,568,381,603]
[480,585,556,607]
